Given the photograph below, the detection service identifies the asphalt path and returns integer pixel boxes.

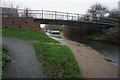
[2,37,44,78]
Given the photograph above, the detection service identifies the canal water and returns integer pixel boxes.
[70,38,120,67]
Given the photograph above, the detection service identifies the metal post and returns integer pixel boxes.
[67,13,68,20]
[72,16,73,20]
[25,9,28,17]
[42,10,43,19]
[78,14,79,21]
[55,11,57,20]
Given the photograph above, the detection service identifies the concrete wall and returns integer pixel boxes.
[2,17,43,32]
[63,25,105,38]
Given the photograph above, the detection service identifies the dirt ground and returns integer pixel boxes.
[53,37,118,78]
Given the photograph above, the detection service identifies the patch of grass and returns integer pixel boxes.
[104,56,114,63]
[2,46,10,67]
[50,35,63,38]
[34,42,81,78]
[2,28,82,78]
[2,28,58,43]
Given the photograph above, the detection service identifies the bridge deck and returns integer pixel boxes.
[2,8,115,28]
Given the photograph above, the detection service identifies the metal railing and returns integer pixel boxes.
[1,8,118,25]
[2,9,84,21]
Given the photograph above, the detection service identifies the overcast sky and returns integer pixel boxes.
[1,0,120,14]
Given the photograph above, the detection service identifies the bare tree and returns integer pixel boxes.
[87,3,109,21]
[80,14,91,21]
[109,9,120,19]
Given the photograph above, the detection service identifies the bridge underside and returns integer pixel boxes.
[2,17,114,32]
[34,18,114,29]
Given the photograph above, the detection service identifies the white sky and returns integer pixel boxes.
[1,0,120,14]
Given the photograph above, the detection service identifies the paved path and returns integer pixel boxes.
[2,37,44,78]
[51,37,118,78]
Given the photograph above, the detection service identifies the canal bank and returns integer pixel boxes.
[68,38,120,66]
[50,36,118,78]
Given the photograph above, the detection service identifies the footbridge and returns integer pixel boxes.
[2,8,116,30]
[20,9,115,27]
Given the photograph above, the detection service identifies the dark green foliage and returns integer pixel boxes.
[2,46,10,68]
[2,46,10,79]
[84,27,120,45]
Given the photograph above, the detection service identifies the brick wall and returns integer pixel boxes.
[2,17,43,32]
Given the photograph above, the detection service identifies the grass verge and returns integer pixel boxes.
[34,42,81,78]
[2,28,58,43]
[2,28,82,78]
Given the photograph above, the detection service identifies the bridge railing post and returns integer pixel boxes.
[55,11,57,20]
[42,10,43,19]
[72,16,73,20]
[67,13,69,20]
